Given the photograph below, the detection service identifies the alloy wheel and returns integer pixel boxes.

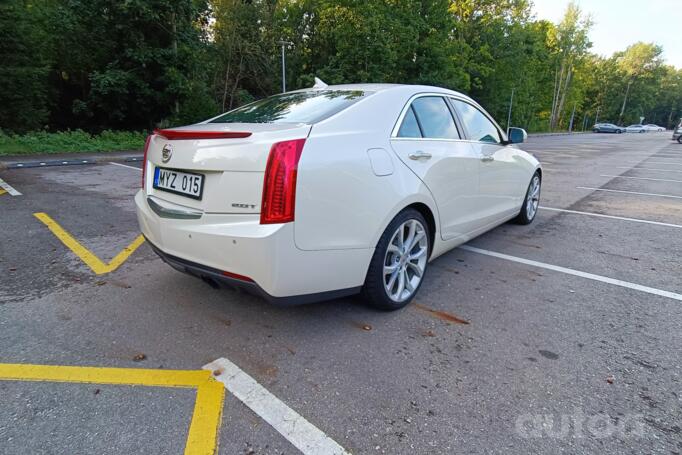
[383,219,428,303]
[526,175,541,220]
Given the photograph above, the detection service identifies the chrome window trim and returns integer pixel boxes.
[391,136,471,144]
[147,196,203,220]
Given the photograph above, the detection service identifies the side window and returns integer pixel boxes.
[397,106,422,138]
[410,96,460,139]
[451,99,502,144]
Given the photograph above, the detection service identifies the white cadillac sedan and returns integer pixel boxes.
[135,83,541,310]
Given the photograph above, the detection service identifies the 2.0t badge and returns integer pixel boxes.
[161,144,173,163]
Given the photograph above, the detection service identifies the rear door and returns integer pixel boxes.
[449,98,526,224]
[390,95,483,240]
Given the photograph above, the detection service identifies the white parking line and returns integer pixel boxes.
[108,161,142,171]
[576,186,682,200]
[615,166,682,173]
[459,245,682,302]
[540,207,682,228]
[600,174,682,184]
[204,358,350,455]
[0,177,21,196]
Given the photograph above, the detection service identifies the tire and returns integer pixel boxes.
[362,208,430,310]
[617,130,622,134]
[513,172,541,225]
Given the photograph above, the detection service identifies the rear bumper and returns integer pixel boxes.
[135,190,370,304]
[145,237,360,305]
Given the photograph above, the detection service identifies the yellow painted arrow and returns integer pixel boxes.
[0,189,6,196]
[34,212,145,275]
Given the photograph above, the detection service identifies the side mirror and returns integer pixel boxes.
[507,127,527,144]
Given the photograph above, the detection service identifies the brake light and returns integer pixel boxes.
[142,134,152,188]
[153,129,252,140]
[260,139,306,224]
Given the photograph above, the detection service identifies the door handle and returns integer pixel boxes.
[481,155,494,162]
[408,151,432,160]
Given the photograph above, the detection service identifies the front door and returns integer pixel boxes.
[449,98,524,224]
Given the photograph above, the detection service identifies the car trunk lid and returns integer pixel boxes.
[144,123,311,214]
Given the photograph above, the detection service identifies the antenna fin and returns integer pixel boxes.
[312,77,328,89]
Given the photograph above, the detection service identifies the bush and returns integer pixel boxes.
[0,130,146,155]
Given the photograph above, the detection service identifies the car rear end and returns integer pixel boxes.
[136,123,310,297]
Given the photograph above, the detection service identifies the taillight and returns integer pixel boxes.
[142,134,152,188]
[260,139,306,224]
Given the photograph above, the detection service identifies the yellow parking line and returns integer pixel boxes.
[0,363,207,386]
[187,379,226,455]
[34,212,145,275]
[0,363,225,455]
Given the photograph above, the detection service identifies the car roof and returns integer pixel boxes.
[292,83,477,104]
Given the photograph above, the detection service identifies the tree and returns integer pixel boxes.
[211,0,277,111]
[0,0,51,133]
[616,42,663,123]
[46,0,216,131]
[547,2,592,130]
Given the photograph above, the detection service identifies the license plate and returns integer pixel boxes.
[153,167,204,200]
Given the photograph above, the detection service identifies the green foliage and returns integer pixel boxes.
[43,0,217,130]
[0,0,51,133]
[0,0,680,140]
[0,130,146,155]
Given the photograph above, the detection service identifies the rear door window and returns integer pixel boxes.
[409,96,460,140]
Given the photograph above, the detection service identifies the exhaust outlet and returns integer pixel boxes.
[201,276,220,289]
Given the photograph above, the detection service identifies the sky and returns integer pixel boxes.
[532,0,680,68]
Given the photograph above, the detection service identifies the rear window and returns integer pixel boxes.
[210,90,371,124]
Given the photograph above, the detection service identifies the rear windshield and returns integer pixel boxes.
[210,90,371,124]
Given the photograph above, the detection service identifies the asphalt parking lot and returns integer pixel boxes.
[1,132,681,454]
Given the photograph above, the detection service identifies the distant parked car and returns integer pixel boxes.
[672,121,681,141]
[592,123,624,133]
[643,124,665,132]
[625,124,647,133]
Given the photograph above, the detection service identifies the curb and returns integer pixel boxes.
[0,151,143,171]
